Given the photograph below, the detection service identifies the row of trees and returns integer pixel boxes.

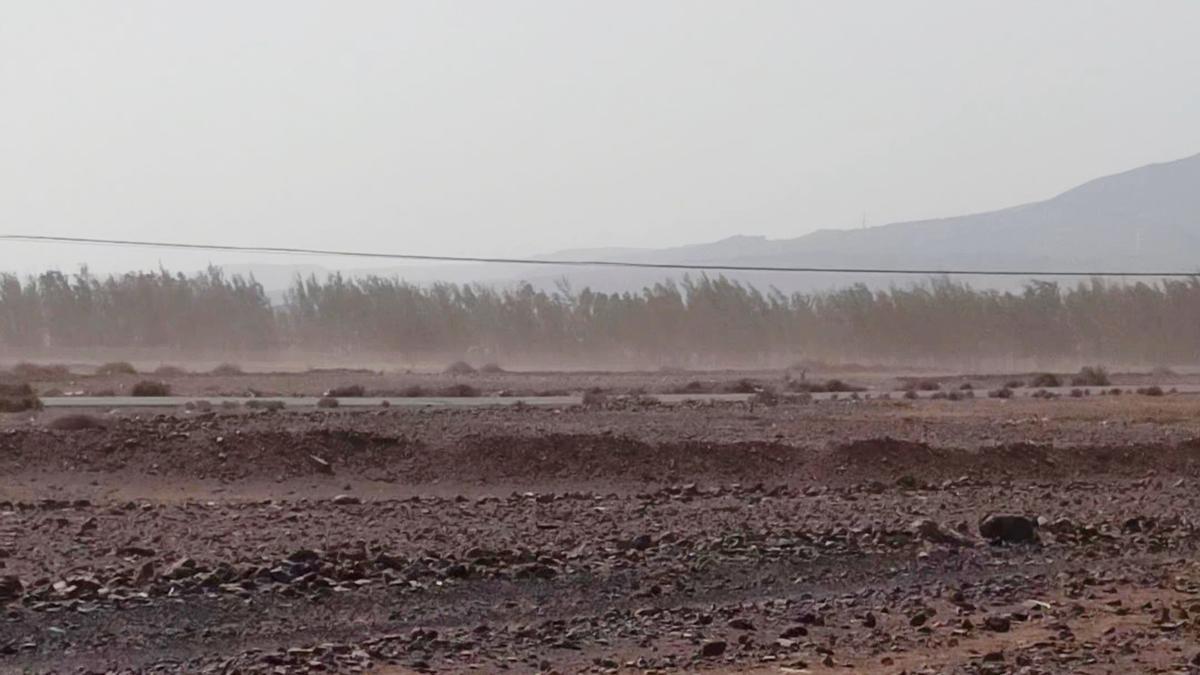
[3,268,1200,366]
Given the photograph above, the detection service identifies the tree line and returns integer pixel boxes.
[3,267,1200,367]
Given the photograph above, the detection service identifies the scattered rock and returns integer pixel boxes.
[979,514,1039,544]
[984,615,1012,633]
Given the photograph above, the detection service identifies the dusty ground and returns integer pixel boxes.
[3,372,1200,674]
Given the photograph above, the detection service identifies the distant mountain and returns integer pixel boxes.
[530,152,1200,288]
[223,152,1200,295]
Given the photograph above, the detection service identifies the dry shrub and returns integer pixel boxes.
[0,383,34,397]
[785,380,823,393]
[399,385,428,397]
[48,413,106,430]
[210,363,243,376]
[1004,379,1025,389]
[154,365,188,376]
[959,382,974,390]
[581,388,609,408]
[671,381,712,394]
[988,387,1013,399]
[1030,373,1061,388]
[785,378,865,394]
[1136,385,1165,397]
[324,384,366,397]
[96,361,138,376]
[1069,388,1085,398]
[444,361,476,375]
[12,362,70,380]
[1070,366,1110,387]
[130,380,171,397]
[0,382,41,412]
[903,389,919,400]
[722,379,760,394]
[317,396,340,408]
[440,383,480,397]
[915,380,941,391]
[822,379,865,393]
[479,363,505,374]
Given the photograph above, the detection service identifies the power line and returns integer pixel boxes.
[2,233,1198,278]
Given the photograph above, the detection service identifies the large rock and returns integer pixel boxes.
[0,575,22,602]
[979,514,1039,544]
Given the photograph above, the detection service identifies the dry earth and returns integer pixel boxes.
[3,372,1200,674]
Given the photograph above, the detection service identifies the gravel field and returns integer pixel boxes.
[3,371,1200,673]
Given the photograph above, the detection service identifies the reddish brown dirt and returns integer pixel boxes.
[3,386,1200,674]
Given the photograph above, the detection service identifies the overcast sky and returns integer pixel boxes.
[2,0,1199,274]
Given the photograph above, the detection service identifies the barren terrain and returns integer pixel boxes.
[3,368,1200,674]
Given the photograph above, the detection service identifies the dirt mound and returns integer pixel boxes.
[452,433,797,483]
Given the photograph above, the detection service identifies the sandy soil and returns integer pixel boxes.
[3,374,1200,674]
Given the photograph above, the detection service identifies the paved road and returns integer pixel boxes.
[38,384,1200,409]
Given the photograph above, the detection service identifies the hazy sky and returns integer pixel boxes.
[2,0,1199,274]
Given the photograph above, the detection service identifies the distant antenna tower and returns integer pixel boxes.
[861,213,867,230]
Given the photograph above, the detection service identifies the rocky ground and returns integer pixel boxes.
[3,385,1200,674]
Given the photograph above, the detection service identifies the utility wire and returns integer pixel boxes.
[2,233,1198,278]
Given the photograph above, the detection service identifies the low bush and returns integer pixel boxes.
[0,382,41,412]
[444,360,476,375]
[1070,366,1110,387]
[915,380,941,391]
[12,362,70,380]
[479,363,506,374]
[154,365,189,376]
[440,383,480,397]
[1030,373,1061,388]
[210,363,243,376]
[96,361,138,376]
[581,388,608,408]
[399,385,428,397]
[988,387,1013,399]
[823,379,866,393]
[48,413,106,430]
[672,381,712,394]
[1136,385,1164,397]
[903,389,919,400]
[1004,379,1025,389]
[130,380,171,397]
[317,396,340,408]
[324,384,366,397]
[722,378,760,394]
